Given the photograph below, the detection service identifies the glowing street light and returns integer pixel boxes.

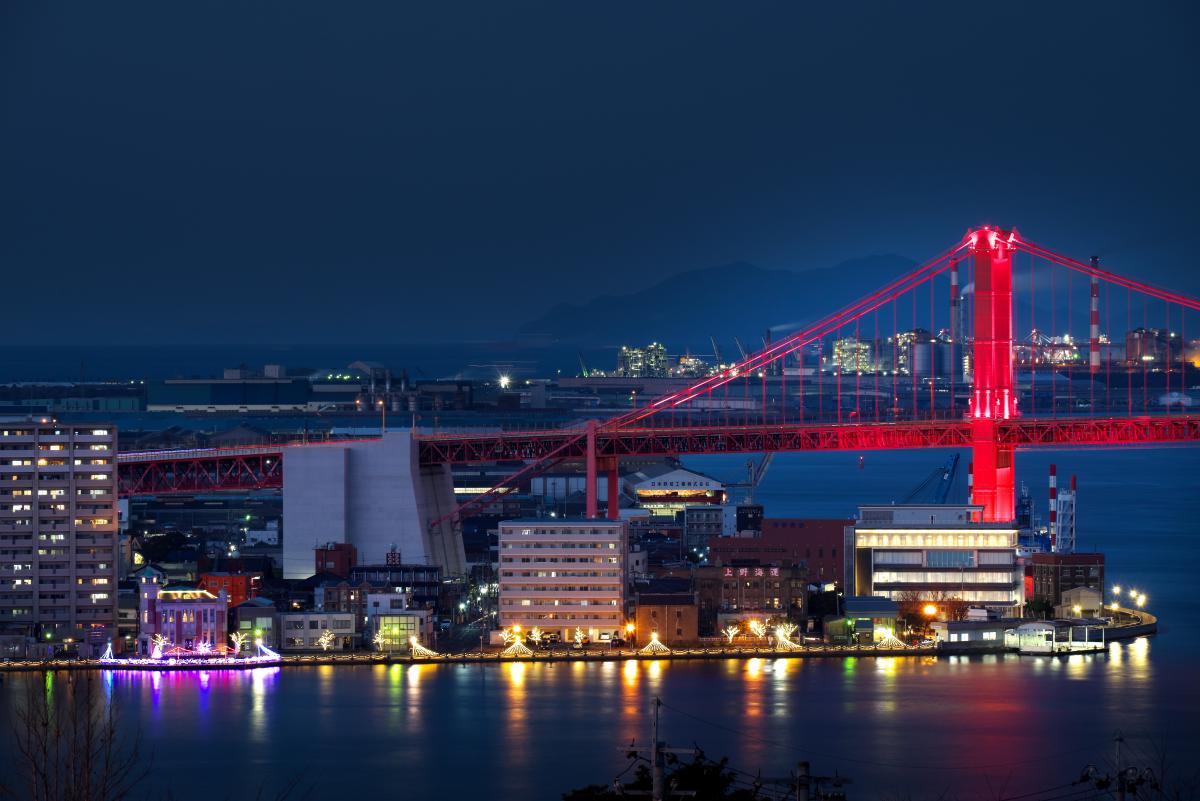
[499,375,511,390]
[1072,605,1082,617]
[922,604,938,617]
[1112,585,1121,595]
[1136,594,1146,608]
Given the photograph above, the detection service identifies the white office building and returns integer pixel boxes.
[498,518,627,642]
[847,505,1023,615]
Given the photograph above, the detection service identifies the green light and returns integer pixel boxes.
[245,514,252,521]
[45,632,52,640]
[254,628,262,636]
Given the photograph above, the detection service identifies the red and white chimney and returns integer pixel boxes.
[1089,259,1101,374]
[1048,464,1058,550]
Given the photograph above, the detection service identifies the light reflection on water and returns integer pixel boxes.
[0,642,1182,801]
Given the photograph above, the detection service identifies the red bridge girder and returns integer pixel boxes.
[118,453,282,496]
[415,415,1200,466]
[116,415,1200,496]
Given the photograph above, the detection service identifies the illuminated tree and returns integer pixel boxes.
[528,626,543,646]
[747,620,767,640]
[721,625,740,645]
[373,630,388,651]
[773,622,801,651]
[316,630,337,651]
[501,626,533,658]
[638,631,671,656]
[573,627,585,648]
[150,633,170,658]
[409,637,439,659]
[229,631,248,655]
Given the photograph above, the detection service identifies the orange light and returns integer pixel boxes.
[625,622,635,634]
[923,604,938,616]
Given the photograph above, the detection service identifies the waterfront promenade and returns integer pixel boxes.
[0,610,1155,672]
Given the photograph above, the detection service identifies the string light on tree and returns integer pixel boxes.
[638,631,671,656]
[409,637,440,659]
[773,622,802,651]
[317,630,336,651]
[229,631,248,655]
[721,625,740,645]
[501,625,533,658]
[748,620,767,640]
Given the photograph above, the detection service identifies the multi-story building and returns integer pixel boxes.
[278,611,355,651]
[198,572,260,608]
[348,562,442,609]
[848,505,1023,615]
[498,518,627,642]
[1030,552,1105,608]
[314,542,358,579]
[136,575,228,654]
[0,421,118,654]
[710,518,852,587]
[231,597,278,647]
[635,592,698,645]
[693,562,807,635]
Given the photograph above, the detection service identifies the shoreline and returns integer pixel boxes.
[0,616,1155,673]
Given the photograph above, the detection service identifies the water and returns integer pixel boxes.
[2,448,1198,800]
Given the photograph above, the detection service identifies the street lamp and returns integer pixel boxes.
[922,604,938,617]
[377,399,386,435]
[1135,594,1146,608]
[1072,605,1082,617]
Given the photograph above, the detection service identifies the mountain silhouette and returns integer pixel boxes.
[516,254,919,348]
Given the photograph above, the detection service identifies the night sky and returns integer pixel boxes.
[3,2,1198,345]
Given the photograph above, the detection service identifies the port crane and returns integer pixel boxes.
[725,452,776,504]
[899,453,960,505]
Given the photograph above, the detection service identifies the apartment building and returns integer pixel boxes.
[498,518,627,642]
[0,421,119,654]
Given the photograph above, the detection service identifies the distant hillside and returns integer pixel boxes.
[516,254,919,346]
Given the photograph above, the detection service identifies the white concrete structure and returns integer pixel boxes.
[498,518,628,641]
[281,432,464,579]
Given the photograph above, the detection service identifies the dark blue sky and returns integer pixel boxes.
[3,2,1197,345]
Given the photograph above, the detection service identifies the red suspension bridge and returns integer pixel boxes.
[118,227,1200,524]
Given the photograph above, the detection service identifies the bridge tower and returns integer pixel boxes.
[969,228,1017,522]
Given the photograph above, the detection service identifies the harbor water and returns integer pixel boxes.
[1,447,1197,799]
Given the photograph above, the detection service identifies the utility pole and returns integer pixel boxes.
[651,697,664,801]
[796,761,810,801]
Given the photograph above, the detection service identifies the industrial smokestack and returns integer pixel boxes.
[950,261,959,338]
[1048,464,1058,551]
[1089,258,1101,374]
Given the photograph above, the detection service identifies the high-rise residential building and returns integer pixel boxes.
[0,421,118,654]
[498,518,628,642]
